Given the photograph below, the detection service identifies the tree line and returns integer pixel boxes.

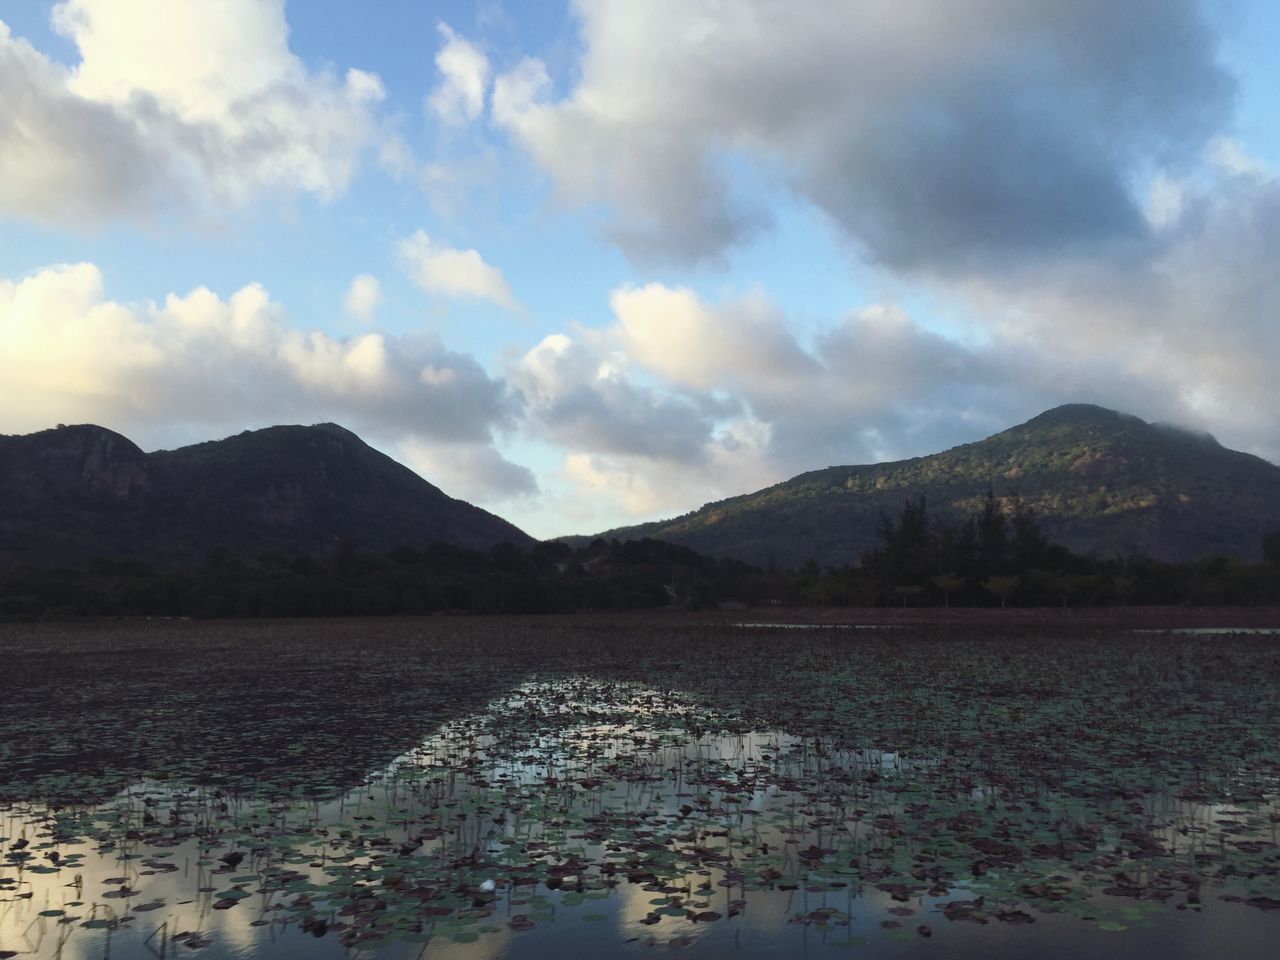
[2,494,1279,619]
[0,537,761,620]
[839,491,1280,608]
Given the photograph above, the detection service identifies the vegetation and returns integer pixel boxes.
[580,404,1280,567]
[0,537,766,619]
[0,421,530,570]
[846,491,1280,608]
[4,494,1280,619]
[3,617,1280,956]
[6,408,1280,620]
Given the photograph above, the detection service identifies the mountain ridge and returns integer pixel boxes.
[568,404,1280,566]
[0,422,532,569]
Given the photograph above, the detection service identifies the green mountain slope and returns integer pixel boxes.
[576,405,1280,566]
[0,422,532,568]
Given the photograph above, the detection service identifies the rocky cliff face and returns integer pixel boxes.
[1,425,151,505]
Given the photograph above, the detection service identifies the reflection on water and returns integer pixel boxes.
[1132,627,1280,635]
[4,617,1280,958]
[5,675,1280,959]
[734,623,900,630]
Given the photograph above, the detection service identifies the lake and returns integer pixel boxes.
[2,615,1279,958]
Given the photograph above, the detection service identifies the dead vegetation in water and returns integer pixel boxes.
[2,615,1280,954]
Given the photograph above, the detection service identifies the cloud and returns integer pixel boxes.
[956,154,1280,457]
[505,290,1011,524]
[557,417,778,522]
[610,284,818,395]
[0,0,385,224]
[526,157,1280,522]
[397,230,518,309]
[608,283,998,460]
[510,332,730,464]
[427,22,489,124]
[0,262,532,499]
[400,439,537,501]
[0,21,172,222]
[492,0,1231,269]
[343,274,381,323]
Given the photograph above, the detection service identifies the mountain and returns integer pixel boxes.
[575,405,1280,566]
[0,423,532,569]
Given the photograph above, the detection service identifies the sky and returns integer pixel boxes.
[2,0,1279,540]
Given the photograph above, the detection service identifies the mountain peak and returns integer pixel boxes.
[578,404,1280,565]
[1008,404,1224,450]
[309,422,362,440]
[18,421,141,448]
[1027,402,1125,422]
[1,422,532,568]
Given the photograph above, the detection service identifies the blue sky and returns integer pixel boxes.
[2,0,1279,539]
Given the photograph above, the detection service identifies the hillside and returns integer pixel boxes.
[576,405,1280,566]
[0,423,532,569]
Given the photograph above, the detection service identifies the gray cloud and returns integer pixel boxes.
[511,333,718,463]
[493,0,1232,270]
[519,237,1280,527]
[400,440,538,501]
[512,286,1036,520]
[608,284,1004,468]
[960,154,1280,459]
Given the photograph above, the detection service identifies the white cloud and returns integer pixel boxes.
[611,283,818,395]
[427,22,489,124]
[343,274,382,323]
[0,0,385,224]
[1143,174,1186,231]
[1206,136,1269,178]
[377,131,419,180]
[563,453,674,518]
[397,230,518,310]
[0,264,531,500]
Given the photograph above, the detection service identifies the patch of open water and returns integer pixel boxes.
[5,675,1280,959]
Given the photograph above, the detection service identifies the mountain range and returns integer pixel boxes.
[573,404,1280,566]
[0,422,530,569]
[3,404,1279,572]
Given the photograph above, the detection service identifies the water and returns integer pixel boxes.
[3,617,1280,958]
[1132,627,1280,635]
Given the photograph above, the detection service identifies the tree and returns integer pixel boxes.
[1110,575,1137,606]
[982,575,1021,608]
[1028,568,1096,607]
[333,531,357,578]
[932,573,965,608]
[976,489,1007,574]
[867,497,932,582]
[1009,499,1052,569]
[890,584,925,607]
[1264,530,1280,567]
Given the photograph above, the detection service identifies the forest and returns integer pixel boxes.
[2,492,1279,620]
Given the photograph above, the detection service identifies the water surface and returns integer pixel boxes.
[3,616,1279,958]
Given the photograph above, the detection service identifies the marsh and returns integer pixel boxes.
[2,615,1279,958]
